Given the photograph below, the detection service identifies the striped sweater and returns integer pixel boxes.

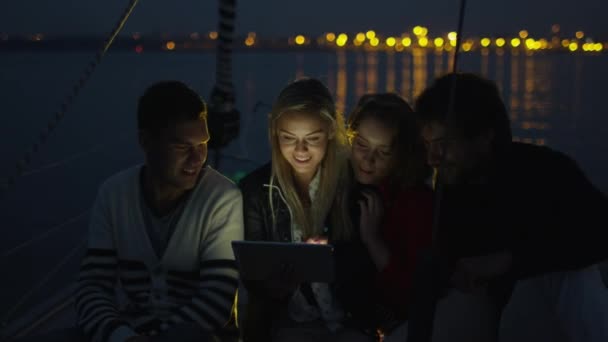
[75,166,244,342]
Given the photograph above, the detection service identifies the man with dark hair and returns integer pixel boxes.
[408,72,607,341]
[71,81,243,342]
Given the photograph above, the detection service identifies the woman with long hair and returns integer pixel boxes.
[346,93,433,339]
[239,78,371,341]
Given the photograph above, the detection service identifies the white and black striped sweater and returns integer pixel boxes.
[75,166,244,342]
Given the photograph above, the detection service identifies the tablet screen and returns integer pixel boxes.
[231,241,335,283]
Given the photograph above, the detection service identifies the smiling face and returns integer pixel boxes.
[276,111,330,182]
[350,117,397,185]
[141,118,209,193]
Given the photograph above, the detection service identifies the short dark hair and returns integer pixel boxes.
[137,81,206,132]
[348,93,429,187]
[415,73,512,150]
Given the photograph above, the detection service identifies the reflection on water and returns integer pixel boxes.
[336,51,347,115]
[326,49,584,148]
[366,51,379,93]
[401,52,412,103]
[386,52,396,93]
[412,48,427,98]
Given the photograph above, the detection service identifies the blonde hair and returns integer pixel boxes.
[268,78,352,241]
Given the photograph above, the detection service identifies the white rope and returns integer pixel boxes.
[1,209,89,259]
[1,239,86,326]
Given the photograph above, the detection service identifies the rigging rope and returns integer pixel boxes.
[1,209,89,259]
[0,239,86,327]
[209,0,240,168]
[21,134,129,178]
[406,1,468,341]
[0,0,140,199]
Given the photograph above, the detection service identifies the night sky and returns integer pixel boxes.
[2,0,607,38]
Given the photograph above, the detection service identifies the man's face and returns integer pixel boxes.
[142,118,209,192]
[421,121,491,184]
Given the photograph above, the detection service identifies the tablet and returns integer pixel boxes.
[231,240,335,283]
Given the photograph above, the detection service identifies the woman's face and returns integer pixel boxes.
[276,111,330,181]
[350,117,397,185]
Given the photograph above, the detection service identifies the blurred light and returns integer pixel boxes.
[413,26,423,35]
[401,37,412,47]
[525,38,535,49]
[480,38,491,47]
[386,37,396,47]
[366,30,376,39]
[135,45,143,53]
[575,31,584,39]
[354,39,363,46]
[462,41,472,51]
[420,27,428,36]
[539,39,548,49]
[370,37,379,47]
[596,43,603,52]
[495,38,506,47]
[356,32,366,42]
[245,37,255,46]
[511,38,521,47]
[434,37,444,47]
[209,31,218,40]
[189,32,200,40]
[418,37,428,47]
[569,42,578,51]
[582,43,590,52]
[448,32,457,41]
[295,35,306,45]
[533,41,541,50]
[561,39,570,47]
[165,41,176,50]
[519,30,529,39]
[336,33,348,47]
[396,45,405,52]
[552,24,560,34]
[326,32,336,42]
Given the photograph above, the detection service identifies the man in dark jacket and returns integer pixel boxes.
[406,73,608,342]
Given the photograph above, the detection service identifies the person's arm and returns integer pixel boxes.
[511,153,608,279]
[165,188,244,332]
[75,184,139,342]
[374,192,434,307]
[359,190,389,269]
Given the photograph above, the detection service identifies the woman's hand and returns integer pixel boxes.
[306,236,328,245]
[358,190,384,245]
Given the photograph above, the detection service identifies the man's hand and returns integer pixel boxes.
[450,251,513,293]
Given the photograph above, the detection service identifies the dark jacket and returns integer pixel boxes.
[239,163,293,243]
[238,163,376,340]
[438,142,608,304]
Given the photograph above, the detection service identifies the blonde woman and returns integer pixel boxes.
[239,78,372,342]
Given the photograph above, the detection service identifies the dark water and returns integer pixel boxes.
[0,50,607,321]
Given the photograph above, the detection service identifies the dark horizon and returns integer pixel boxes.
[2,0,608,39]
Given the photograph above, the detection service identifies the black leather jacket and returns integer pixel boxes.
[238,163,379,340]
[239,163,294,243]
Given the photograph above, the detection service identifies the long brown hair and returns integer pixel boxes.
[347,93,429,188]
[268,78,352,241]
